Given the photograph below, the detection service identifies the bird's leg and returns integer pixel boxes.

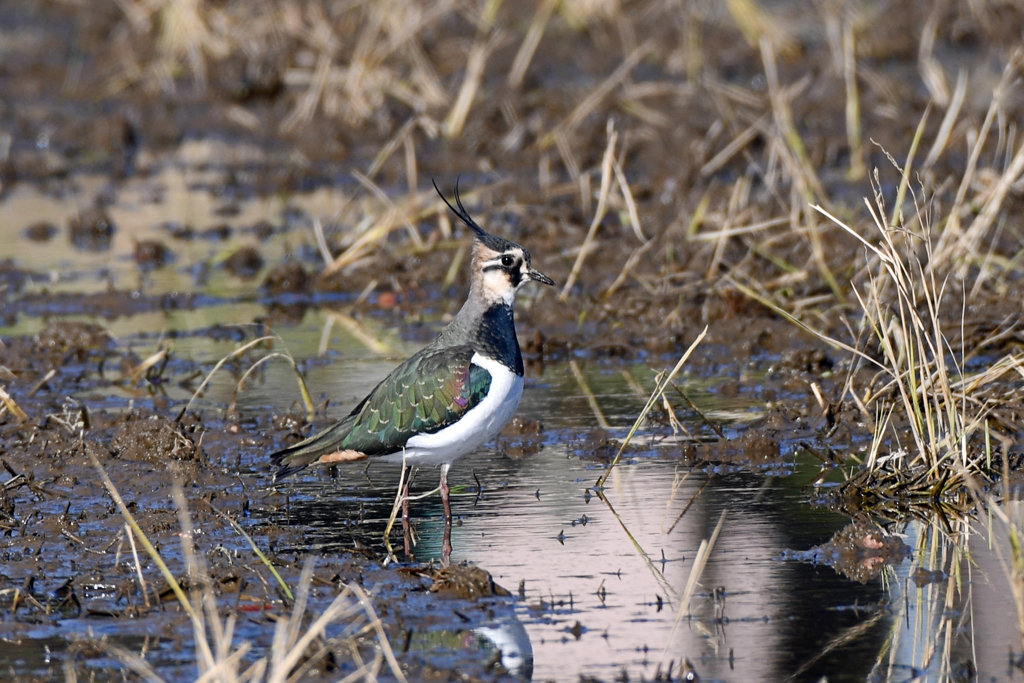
[442,520,452,567]
[440,464,453,564]
[403,519,414,559]
[440,463,452,525]
[400,464,412,528]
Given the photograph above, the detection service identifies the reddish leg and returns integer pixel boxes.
[442,520,452,567]
[440,464,452,564]
[400,464,411,527]
[440,464,452,524]
[400,464,413,558]
[403,522,414,559]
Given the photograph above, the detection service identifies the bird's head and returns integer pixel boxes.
[434,180,555,306]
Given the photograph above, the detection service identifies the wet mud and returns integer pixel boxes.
[0,325,532,681]
[2,0,1024,680]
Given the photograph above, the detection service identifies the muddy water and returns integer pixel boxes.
[0,175,1018,682]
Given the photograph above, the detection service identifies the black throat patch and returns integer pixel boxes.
[473,303,524,376]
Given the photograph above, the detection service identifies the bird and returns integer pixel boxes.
[270,181,554,534]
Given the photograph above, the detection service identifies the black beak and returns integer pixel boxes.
[528,268,555,286]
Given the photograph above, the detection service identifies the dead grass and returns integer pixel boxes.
[89,2,1024,357]
[86,448,408,683]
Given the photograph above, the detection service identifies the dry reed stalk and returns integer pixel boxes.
[704,74,765,108]
[403,132,418,195]
[922,69,968,172]
[382,457,411,560]
[226,352,310,419]
[154,0,230,93]
[443,29,505,138]
[507,0,558,88]
[724,274,879,365]
[405,38,449,108]
[280,52,332,133]
[28,369,56,396]
[103,642,166,682]
[596,326,708,488]
[128,345,170,385]
[87,446,198,623]
[312,217,334,268]
[685,192,711,239]
[691,216,789,241]
[885,105,930,231]
[706,177,747,280]
[810,192,985,476]
[124,523,151,609]
[759,37,825,201]
[353,170,425,250]
[551,128,581,185]
[443,245,468,289]
[602,239,654,300]
[554,130,589,213]
[560,119,618,300]
[843,20,866,180]
[727,0,793,54]
[667,382,725,440]
[934,49,1024,257]
[324,211,401,275]
[918,9,950,107]
[278,1,451,131]
[0,384,28,422]
[759,39,838,295]
[170,485,230,682]
[367,117,419,180]
[540,40,654,148]
[947,137,1024,267]
[612,156,647,242]
[699,114,769,177]
[329,311,393,355]
[443,0,505,138]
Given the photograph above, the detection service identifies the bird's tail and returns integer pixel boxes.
[271,416,356,481]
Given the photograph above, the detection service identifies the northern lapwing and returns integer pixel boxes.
[271,181,554,536]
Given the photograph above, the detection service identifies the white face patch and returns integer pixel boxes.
[482,268,516,305]
[477,246,528,305]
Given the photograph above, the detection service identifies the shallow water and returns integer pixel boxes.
[0,170,1019,683]
[256,349,1017,682]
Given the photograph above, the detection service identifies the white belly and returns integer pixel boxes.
[378,353,524,466]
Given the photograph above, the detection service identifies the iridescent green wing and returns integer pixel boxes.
[340,345,492,456]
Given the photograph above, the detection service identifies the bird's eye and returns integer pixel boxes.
[501,255,515,267]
